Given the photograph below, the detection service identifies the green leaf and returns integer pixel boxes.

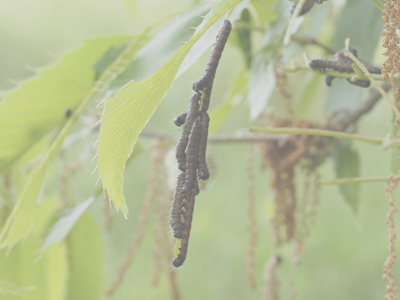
[333,0,382,62]
[97,0,245,217]
[325,0,382,114]
[66,213,103,300]
[248,54,275,120]
[0,35,148,248]
[177,0,250,78]
[331,142,361,213]
[0,36,132,173]
[42,197,95,250]
[109,4,207,93]
[209,68,249,133]
[0,199,69,300]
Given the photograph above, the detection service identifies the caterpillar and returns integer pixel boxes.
[175,92,199,171]
[198,111,210,180]
[347,79,371,88]
[170,172,186,239]
[325,75,335,86]
[310,48,381,88]
[172,193,196,268]
[174,112,187,127]
[183,118,202,197]
[310,49,382,74]
[192,20,232,95]
[290,0,328,16]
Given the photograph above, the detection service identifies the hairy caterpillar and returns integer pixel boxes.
[174,112,187,127]
[172,193,196,268]
[175,92,199,171]
[290,0,328,16]
[192,20,232,95]
[198,111,210,180]
[310,48,381,88]
[183,118,202,197]
[170,172,186,239]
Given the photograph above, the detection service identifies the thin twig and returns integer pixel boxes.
[319,175,400,185]
[140,131,290,143]
[284,0,307,46]
[345,50,400,121]
[331,84,391,131]
[370,0,384,11]
[291,36,335,54]
[279,63,387,80]
[250,127,383,146]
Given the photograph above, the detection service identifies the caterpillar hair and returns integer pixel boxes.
[175,92,200,171]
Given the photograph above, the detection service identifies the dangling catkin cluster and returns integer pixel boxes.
[246,145,257,290]
[383,177,399,300]
[381,0,400,80]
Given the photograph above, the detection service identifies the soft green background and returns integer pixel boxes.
[0,0,398,299]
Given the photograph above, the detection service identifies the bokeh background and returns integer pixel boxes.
[0,0,399,299]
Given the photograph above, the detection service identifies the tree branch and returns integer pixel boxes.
[344,50,400,121]
[279,63,387,81]
[139,131,290,143]
[250,127,383,146]
[320,175,399,185]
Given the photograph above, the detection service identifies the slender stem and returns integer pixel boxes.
[225,8,234,19]
[140,131,290,143]
[345,50,400,121]
[284,0,307,46]
[320,175,399,185]
[279,63,387,81]
[250,127,383,146]
[370,0,384,11]
[291,36,336,54]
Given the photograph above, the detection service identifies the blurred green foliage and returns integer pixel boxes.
[0,0,398,300]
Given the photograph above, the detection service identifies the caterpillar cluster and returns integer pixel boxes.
[170,19,232,268]
[309,48,381,88]
[290,0,328,16]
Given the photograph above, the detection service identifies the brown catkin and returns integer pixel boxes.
[152,146,167,286]
[383,176,399,300]
[106,147,163,296]
[381,0,400,80]
[246,145,257,290]
[262,255,281,300]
